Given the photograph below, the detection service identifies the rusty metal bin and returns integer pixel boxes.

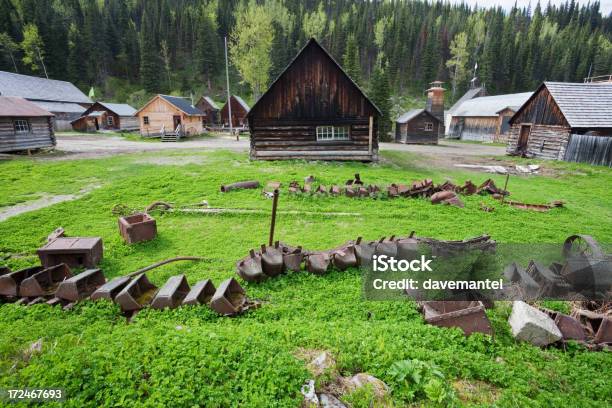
[236,250,265,282]
[151,275,191,310]
[261,243,284,277]
[354,238,377,268]
[396,237,418,260]
[55,269,106,302]
[114,273,158,312]
[19,263,72,297]
[332,245,357,271]
[183,279,216,306]
[91,276,132,301]
[540,307,586,341]
[282,246,304,272]
[422,301,492,336]
[375,236,398,257]
[37,237,103,269]
[210,278,246,316]
[0,266,44,297]
[118,213,157,244]
[305,252,331,275]
[593,317,612,344]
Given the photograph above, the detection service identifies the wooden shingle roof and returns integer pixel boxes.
[543,82,612,128]
[0,96,54,117]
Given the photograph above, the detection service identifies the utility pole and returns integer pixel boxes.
[224,36,234,138]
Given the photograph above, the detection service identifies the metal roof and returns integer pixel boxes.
[448,87,485,113]
[0,70,92,104]
[395,108,441,124]
[97,102,136,116]
[159,95,204,116]
[543,82,612,128]
[202,96,220,110]
[33,100,86,114]
[451,92,532,117]
[233,95,250,112]
[0,96,53,117]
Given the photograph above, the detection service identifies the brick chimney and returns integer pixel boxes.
[426,81,445,134]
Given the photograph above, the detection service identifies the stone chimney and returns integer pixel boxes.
[426,81,445,134]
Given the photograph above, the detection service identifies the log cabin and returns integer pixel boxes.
[196,96,220,126]
[0,70,92,131]
[0,96,55,153]
[395,109,440,144]
[447,92,532,142]
[71,102,138,132]
[248,38,381,161]
[135,94,205,139]
[506,82,612,166]
[221,95,249,128]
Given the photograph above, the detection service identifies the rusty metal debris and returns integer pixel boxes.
[91,276,132,301]
[119,213,157,244]
[430,190,464,208]
[210,278,247,316]
[420,301,493,336]
[0,266,44,297]
[477,178,507,196]
[498,199,564,212]
[345,173,363,186]
[306,252,331,275]
[19,263,72,298]
[220,180,260,192]
[183,279,216,306]
[115,273,159,312]
[151,274,190,310]
[37,230,103,269]
[261,243,284,277]
[55,268,106,302]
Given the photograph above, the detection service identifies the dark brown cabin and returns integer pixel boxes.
[395,109,440,144]
[71,102,137,132]
[0,96,55,153]
[248,38,381,161]
[507,82,612,166]
[196,96,220,126]
[221,95,249,128]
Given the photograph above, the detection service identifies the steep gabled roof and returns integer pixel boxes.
[451,92,532,117]
[232,95,250,112]
[97,102,137,116]
[199,96,220,110]
[448,87,485,114]
[396,109,439,124]
[0,70,92,104]
[159,95,203,115]
[0,96,54,117]
[540,82,612,128]
[248,38,381,117]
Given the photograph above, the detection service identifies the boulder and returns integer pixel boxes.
[342,373,389,399]
[307,351,336,377]
[318,394,347,408]
[508,301,562,346]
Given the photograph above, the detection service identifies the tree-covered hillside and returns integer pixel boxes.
[0,0,610,112]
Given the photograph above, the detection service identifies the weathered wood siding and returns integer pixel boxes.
[0,117,55,152]
[248,40,379,161]
[118,116,139,130]
[494,108,516,143]
[506,124,571,159]
[564,134,612,166]
[196,99,219,125]
[395,112,439,144]
[221,97,248,127]
[137,97,204,136]
[510,87,568,126]
[448,116,498,142]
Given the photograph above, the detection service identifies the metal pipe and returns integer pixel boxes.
[268,189,279,246]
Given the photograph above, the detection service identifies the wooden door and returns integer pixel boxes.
[173,115,181,130]
[518,125,531,152]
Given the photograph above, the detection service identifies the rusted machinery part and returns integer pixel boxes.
[220,180,260,192]
[145,201,174,213]
[126,257,203,278]
[563,235,606,259]
[47,227,65,242]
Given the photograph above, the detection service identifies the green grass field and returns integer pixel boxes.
[0,150,610,407]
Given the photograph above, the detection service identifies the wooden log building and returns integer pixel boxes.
[444,79,487,135]
[395,109,440,144]
[195,96,220,126]
[506,82,612,166]
[71,102,137,132]
[248,38,381,161]
[135,94,205,138]
[221,95,250,128]
[0,96,55,153]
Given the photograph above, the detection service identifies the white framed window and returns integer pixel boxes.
[143,116,150,125]
[424,122,434,132]
[107,116,114,126]
[316,126,350,141]
[13,119,30,134]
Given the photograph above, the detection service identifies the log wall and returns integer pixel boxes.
[506,124,571,160]
[137,97,204,136]
[0,117,55,152]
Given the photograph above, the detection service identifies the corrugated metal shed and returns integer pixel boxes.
[0,96,53,117]
[452,92,532,117]
[543,82,612,128]
[159,95,204,116]
[0,70,92,103]
[396,109,425,124]
[97,102,136,116]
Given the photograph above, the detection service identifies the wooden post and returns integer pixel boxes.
[368,116,373,155]
[501,173,510,204]
[268,189,279,246]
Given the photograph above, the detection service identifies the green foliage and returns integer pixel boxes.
[20,23,46,76]
[369,63,392,141]
[387,359,457,405]
[343,34,361,85]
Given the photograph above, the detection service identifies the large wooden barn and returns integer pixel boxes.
[71,102,137,132]
[135,94,205,139]
[506,82,612,166]
[247,38,381,161]
[395,109,440,144]
[221,95,249,128]
[0,70,91,131]
[0,96,55,153]
[196,96,220,126]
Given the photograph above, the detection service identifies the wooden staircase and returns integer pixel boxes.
[161,124,182,142]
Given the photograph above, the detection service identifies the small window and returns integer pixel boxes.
[107,116,114,126]
[424,122,434,132]
[143,116,150,125]
[13,119,30,133]
[316,126,350,141]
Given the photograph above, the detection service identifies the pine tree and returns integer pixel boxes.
[343,34,361,84]
[369,62,392,141]
[139,9,161,93]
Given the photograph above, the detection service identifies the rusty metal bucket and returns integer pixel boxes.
[540,307,586,341]
[387,184,399,198]
[305,252,331,275]
[357,187,369,197]
[345,173,363,186]
[282,245,304,272]
[183,279,216,306]
[261,243,284,277]
[396,236,418,261]
[502,263,540,299]
[237,250,265,282]
[55,268,106,302]
[210,278,246,316]
[354,237,377,268]
[0,266,44,297]
[594,317,612,344]
[345,186,356,197]
[19,263,72,298]
[118,213,157,244]
[151,274,190,310]
[332,245,357,271]
[329,185,342,195]
[91,276,132,301]
[114,273,158,312]
[422,301,492,336]
[375,236,398,257]
[303,183,312,193]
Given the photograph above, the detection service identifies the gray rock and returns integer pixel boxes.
[318,394,347,408]
[508,301,562,346]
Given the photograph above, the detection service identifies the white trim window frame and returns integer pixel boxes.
[13,119,30,134]
[316,125,350,141]
[424,122,434,132]
[107,116,114,126]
